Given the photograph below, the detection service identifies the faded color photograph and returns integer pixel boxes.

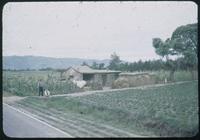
[2,1,198,138]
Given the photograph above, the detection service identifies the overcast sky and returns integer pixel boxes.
[3,1,197,62]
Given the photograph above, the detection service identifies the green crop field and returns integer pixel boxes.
[16,81,199,137]
[3,70,82,96]
[71,81,199,136]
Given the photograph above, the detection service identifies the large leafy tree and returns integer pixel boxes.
[171,23,197,69]
[152,23,198,80]
[152,38,176,81]
[171,23,198,79]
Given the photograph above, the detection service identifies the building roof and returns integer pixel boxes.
[119,72,151,76]
[68,65,121,74]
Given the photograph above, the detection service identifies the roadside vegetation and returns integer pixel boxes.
[153,70,197,83]
[3,69,197,97]
[15,81,198,137]
[3,70,82,96]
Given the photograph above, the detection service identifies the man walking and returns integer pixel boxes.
[38,79,44,96]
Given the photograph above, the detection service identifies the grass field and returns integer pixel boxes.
[14,81,199,137]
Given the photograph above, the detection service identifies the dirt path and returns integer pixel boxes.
[51,80,196,98]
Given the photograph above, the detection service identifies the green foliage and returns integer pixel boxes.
[153,70,197,83]
[71,81,198,136]
[105,50,197,73]
[173,71,196,81]
[81,61,89,66]
[152,23,197,70]
[152,23,198,80]
[3,71,82,96]
[172,23,197,51]
[91,61,98,69]
[98,63,105,69]
[152,38,172,59]
[108,59,192,72]
[108,52,121,70]
[91,62,105,70]
[152,37,176,75]
[171,23,198,68]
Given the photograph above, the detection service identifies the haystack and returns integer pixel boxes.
[112,72,156,89]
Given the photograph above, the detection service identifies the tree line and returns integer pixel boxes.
[90,54,197,72]
[90,23,197,80]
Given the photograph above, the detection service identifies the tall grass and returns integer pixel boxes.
[3,71,82,96]
[153,70,198,83]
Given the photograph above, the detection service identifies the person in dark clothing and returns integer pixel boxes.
[38,79,44,96]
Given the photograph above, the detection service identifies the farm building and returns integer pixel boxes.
[62,65,121,87]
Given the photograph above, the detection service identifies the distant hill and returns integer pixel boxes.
[3,56,110,70]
